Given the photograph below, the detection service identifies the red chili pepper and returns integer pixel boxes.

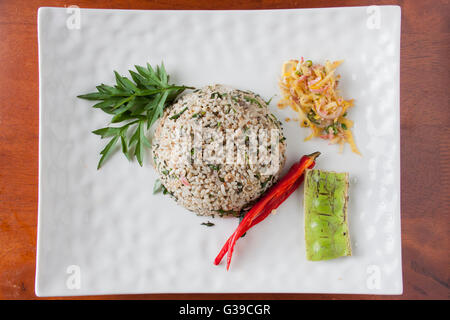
[214,151,320,269]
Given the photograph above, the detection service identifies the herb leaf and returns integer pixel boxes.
[244,96,263,108]
[97,135,119,169]
[78,62,194,169]
[264,96,275,105]
[201,221,215,227]
[169,107,188,120]
[153,178,163,194]
[208,164,221,171]
[92,127,121,138]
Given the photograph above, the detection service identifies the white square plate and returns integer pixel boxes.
[37,6,402,296]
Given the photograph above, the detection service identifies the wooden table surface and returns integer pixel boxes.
[0,0,448,300]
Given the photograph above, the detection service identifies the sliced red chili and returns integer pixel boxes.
[214,152,320,269]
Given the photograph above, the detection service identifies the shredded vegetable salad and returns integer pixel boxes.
[278,57,360,155]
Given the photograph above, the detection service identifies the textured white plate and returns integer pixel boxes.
[37,6,402,296]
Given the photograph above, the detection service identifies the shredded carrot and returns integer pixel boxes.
[278,58,360,155]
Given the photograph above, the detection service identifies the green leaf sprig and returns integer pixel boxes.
[78,62,194,169]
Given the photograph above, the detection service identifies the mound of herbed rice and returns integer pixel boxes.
[152,84,286,217]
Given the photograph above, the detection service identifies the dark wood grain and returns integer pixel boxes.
[0,0,448,300]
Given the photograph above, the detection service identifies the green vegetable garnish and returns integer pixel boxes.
[264,95,275,105]
[304,169,351,261]
[216,209,240,217]
[192,111,206,118]
[231,96,240,103]
[244,96,263,108]
[307,111,320,125]
[170,107,188,120]
[161,184,171,196]
[260,176,273,189]
[211,92,226,99]
[201,221,215,227]
[208,164,221,171]
[153,178,172,196]
[78,62,194,169]
[153,179,163,194]
[326,124,338,135]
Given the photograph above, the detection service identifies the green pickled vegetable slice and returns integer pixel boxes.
[304,169,351,261]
